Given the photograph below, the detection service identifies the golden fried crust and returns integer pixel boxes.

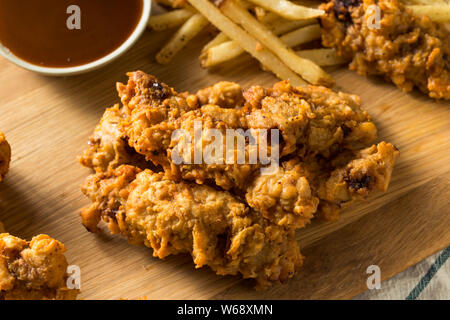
[81,165,303,288]
[245,159,320,228]
[196,81,245,108]
[318,142,400,221]
[0,131,11,182]
[78,105,150,173]
[0,234,79,300]
[320,0,450,100]
[117,72,377,191]
[243,81,378,157]
[79,72,400,288]
[116,71,181,112]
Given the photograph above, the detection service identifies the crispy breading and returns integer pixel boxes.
[243,81,378,157]
[0,131,11,182]
[116,71,377,191]
[320,0,450,100]
[79,72,399,287]
[0,234,79,300]
[81,165,303,288]
[196,81,245,108]
[318,142,400,221]
[80,72,397,226]
[246,142,398,225]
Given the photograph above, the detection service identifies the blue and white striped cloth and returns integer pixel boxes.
[356,247,450,300]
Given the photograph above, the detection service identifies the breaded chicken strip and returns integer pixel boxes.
[318,142,400,221]
[79,110,318,228]
[79,105,150,173]
[116,72,377,190]
[243,81,377,157]
[81,72,398,228]
[320,0,450,100]
[0,234,79,300]
[0,131,11,182]
[81,165,303,288]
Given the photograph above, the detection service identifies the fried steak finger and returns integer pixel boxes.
[318,142,400,221]
[196,81,245,108]
[246,141,399,224]
[0,234,79,300]
[78,105,150,173]
[320,0,450,100]
[81,165,303,288]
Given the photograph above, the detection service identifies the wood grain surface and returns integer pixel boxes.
[0,28,449,300]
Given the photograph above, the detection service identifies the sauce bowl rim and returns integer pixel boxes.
[0,0,152,76]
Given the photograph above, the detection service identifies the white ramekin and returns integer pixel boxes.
[0,0,151,76]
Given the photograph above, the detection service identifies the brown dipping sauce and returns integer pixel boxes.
[0,0,143,68]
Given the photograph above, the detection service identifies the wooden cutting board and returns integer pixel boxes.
[0,28,449,300]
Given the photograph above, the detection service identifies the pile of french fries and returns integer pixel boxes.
[148,0,450,87]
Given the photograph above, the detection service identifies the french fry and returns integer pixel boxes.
[245,0,324,20]
[202,24,321,67]
[407,4,450,22]
[200,32,230,63]
[280,24,321,48]
[187,0,307,86]
[202,32,229,52]
[201,15,316,65]
[156,13,209,64]
[148,7,196,31]
[296,49,348,67]
[203,11,314,55]
[202,41,244,67]
[220,0,333,85]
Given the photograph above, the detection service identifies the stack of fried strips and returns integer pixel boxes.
[79,71,399,288]
[150,0,449,99]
